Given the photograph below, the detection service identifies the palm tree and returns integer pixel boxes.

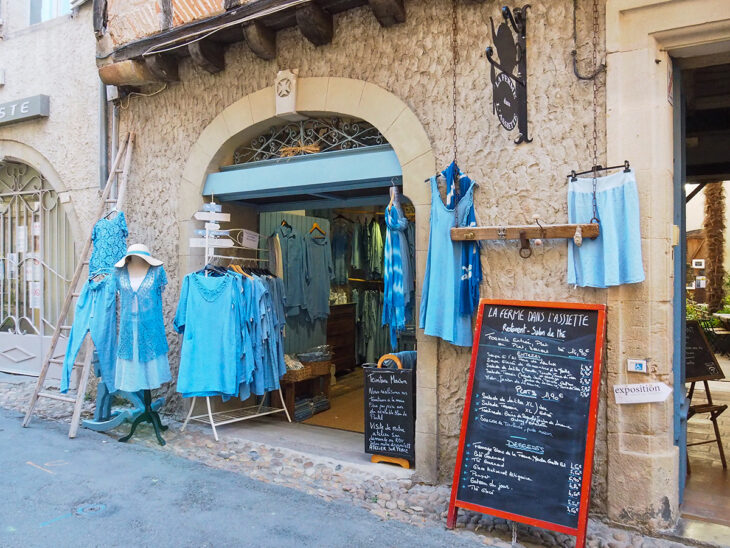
[704,182,725,313]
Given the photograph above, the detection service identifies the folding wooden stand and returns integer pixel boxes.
[686,379,728,471]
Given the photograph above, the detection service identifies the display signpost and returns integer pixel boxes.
[447,300,606,548]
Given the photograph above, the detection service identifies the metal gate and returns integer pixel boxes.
[0,161,74,380]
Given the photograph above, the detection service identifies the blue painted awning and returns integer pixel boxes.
[203,144,402,210]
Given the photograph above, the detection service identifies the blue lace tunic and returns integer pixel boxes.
[89,212,128,276]
[113,264,170,391]
[115,265,169,361]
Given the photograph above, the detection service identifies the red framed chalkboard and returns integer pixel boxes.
[447,299,606,548]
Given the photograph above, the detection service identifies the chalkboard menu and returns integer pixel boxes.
[447,300,605,545]
[364,367,415,460]
[685,320,725,381]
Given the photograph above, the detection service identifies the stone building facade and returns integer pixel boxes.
[0,2,102,382]
[86,0,730,536]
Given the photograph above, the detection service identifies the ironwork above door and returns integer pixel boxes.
[233,117,387,164]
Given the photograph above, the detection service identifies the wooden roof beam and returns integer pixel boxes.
[145,54,180,82]
[296,3,333,46]
[368,0,405,27]
[243,21,277,60]
[189,40,226,73]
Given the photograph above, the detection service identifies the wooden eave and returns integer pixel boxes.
[105,0,402,64]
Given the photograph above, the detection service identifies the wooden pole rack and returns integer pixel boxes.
[451,223,600,241]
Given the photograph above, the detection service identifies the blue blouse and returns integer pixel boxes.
[90,212,128,276]
[114,264,169,362]
[175,272,252,398]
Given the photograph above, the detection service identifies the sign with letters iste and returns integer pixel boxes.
[0,95,50,127]
[447,300,606,548]
[364,365,415,461]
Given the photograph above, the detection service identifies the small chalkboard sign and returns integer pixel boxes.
[364,366,415,461]
[447,300,606,548]
[685,320,725,382]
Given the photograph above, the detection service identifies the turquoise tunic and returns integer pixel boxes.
[174,272,250,398]
[419,175,475,347]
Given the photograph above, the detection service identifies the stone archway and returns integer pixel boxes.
[178,77,439,482]
[0,139,81,240]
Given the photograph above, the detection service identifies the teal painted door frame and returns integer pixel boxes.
[672,59,688,504]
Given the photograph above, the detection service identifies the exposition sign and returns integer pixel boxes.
[613,382,672,404]
[0,95,50,127]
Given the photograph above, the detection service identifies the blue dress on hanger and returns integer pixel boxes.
[61,211,128,394]
[174,271,249,398]
[419,175,475,347]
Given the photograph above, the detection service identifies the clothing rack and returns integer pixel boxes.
[568,160,631,181]
[183,202,291,441]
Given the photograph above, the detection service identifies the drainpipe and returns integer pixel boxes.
[99,80,108,189]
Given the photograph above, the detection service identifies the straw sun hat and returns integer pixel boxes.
[114,243,163,268]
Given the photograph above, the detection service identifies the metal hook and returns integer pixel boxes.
[519,230,532,258]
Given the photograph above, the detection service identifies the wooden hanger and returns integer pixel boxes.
[310,222,326,236]
[281,219,292,229]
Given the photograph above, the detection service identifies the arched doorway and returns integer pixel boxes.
[178,77,439,481]
[0,160,74,379]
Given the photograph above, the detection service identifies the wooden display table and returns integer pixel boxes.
[274,373,330,419]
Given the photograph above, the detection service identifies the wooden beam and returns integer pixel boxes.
[160,0,173,30]
[451,224,600,241]
[145,54,180,82]
[110,0,367,62]
[98,60,162,86]
[296,3,333,46]
[188,40,226,73]
[243,21,277,60]
[368,0,405,27]
[92,0,107,36]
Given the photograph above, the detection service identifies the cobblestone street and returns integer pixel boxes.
[2,375,719,548]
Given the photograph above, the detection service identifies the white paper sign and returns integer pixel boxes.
[15,226,27,253]
[32,221,41,236]
[7,252,17,278]
[241,229,259,250]
[28,282,41,309]
[613,382,672,404]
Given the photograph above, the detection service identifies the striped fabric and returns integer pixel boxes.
[382,202,412,350]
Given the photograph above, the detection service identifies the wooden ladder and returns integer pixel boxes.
[22,133,134,438]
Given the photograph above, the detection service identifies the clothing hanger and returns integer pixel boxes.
[568,160,631,182]
[281,219,292,229]
[309,222,326,236]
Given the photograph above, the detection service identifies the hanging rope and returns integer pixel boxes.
[451,0,459,164]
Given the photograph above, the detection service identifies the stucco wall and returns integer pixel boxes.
[114,0,610,509]
[0,3,100,236]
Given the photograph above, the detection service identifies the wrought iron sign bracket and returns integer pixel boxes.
[486,5,531,145]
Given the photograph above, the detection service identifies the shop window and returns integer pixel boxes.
[29,0,70,25]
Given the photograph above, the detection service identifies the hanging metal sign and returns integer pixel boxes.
[486,5,531,144]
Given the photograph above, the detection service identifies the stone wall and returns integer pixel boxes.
[114,0,609,510]
[0,3,101,236]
